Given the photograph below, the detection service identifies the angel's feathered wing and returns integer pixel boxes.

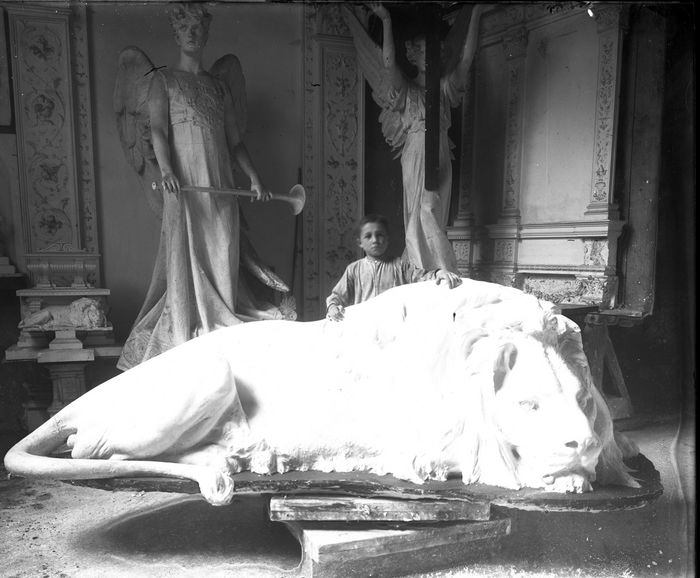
[342,6,408,156]
[210,54,248,137]
[114,47,163,218]
[211,54,289,294]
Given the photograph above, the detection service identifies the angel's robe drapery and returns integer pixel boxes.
[388,76,462,274]
[117,69,280,371]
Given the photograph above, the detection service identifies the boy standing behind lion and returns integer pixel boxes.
[326,214,462,321]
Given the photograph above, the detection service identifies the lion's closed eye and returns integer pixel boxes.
[519,400,539,411]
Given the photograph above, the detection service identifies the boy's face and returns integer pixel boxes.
[358,222,389,259]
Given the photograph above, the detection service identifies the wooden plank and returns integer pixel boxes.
[289,517,511,565]
[582,322,634,419]
[269,496,491,522]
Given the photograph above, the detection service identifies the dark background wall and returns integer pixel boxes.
[607,3,695,419]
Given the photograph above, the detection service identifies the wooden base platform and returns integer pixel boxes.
[57,454,662,577]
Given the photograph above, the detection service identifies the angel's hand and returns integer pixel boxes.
[367,2,390,20]
[161,173,181,195]
[250,181,272,202]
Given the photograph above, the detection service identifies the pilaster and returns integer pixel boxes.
[302,5,364,321]
[446,49,477,277]
[585,5,629,220]
[486,26,528,287]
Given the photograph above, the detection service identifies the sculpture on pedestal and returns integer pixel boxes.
[113,3,295,372]
[18,297,109,331]
[343,4,485,273]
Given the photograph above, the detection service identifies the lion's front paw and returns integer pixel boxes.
[197,469,235,506]
[543,472,592,493]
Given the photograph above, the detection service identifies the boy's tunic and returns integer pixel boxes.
[326,256,438,311]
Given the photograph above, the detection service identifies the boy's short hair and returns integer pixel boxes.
[358,214,389,236]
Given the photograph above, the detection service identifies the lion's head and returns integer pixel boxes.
[69,297,109,329]
[392,282,640,493]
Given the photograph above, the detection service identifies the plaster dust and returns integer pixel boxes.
[0,414,692,578]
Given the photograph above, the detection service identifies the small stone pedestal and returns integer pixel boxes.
[37,333,93,416]
[6,294,121,429]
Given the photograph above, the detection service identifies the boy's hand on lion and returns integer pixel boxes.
[435,270,463,289]
[327,304,345,322]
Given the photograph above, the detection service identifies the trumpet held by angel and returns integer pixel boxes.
[343,3,486,273]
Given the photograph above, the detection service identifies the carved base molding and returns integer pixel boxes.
[448,218,624,307]
[519,274,618,308]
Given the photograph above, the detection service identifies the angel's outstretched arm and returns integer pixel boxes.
[148,72,180,194]
[369,3,404,92]
[450,5,485,86]
[222,85,271,202]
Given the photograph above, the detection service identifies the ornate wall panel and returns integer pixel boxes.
[302,5,364,321]
[6,5,100,285]
[447,5,630,307]
[585,5,629,220]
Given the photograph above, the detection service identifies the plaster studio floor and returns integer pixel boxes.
[0,406,694,578]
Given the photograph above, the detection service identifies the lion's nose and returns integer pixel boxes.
[566,436,599,455]
[575,436,601,464]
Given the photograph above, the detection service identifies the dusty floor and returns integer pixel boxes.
[0,407,694,578]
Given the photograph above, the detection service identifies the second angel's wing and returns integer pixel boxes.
[114,46,163,218]
[210,54,248,137]
[342,5,408,154]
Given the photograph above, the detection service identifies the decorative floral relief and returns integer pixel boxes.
[494,240,515,263]
[457,71,475,217]
[452,241,471,263]
[583,239,609,266]
[28,154,69,197]
[13,15,81,254]
[502,28,528,61]
[31,208,72,245]
[503,67,521,211]
[323,46,361,294]
[303,7,321,317]
[521,276,610,305]
[22,27,62,65]
[321,4,349,37]
[69,4,100,265]
[491,272,517,288]
[592,38,616,203]
[595,5,628,33]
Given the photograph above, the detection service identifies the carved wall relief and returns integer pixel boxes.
[6,5,100,283]
[585,5,629,220]
[500,27,527,223]
[302,6,363,320]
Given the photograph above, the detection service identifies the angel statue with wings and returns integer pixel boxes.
[114,3,295,372]
[343,3,485,273]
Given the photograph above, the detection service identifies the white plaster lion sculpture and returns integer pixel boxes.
[5,279,639,506]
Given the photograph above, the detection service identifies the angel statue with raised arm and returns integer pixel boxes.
[343,3,485,273]
[114,3,295,372]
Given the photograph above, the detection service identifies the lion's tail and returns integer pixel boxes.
[3,416,230,503]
